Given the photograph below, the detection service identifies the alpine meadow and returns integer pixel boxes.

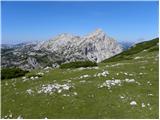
[1,1,159,119]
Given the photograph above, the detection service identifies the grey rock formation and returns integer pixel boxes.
[2,29,123,70]
[27,57,41,69]
[34,29,123,63]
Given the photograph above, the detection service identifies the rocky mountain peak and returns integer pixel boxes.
[33,28,123,63]
[2,29,124,70]
[93,28,104,35]
[54,33,74,40]
[85,28,106,39]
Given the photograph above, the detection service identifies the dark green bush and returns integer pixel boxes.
[1,68,29,80]
[60,61,97,69]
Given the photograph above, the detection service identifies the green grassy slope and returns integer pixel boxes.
[60,61,97,68]
[1,38,159,119]
[102,38,159,63]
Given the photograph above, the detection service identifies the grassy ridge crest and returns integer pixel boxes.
[102,38,159,63]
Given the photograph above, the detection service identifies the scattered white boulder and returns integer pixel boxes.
[77,67,86,70]
[135,81,141,85]
[130,101,137,106]
[26,89,34,95]
[35,76,39,79]
[22,76,26,79]
[134,56,143,60]
[22,76,30,82]
[63,94,70,97]
[142,103,145,108]
[58,89,62,93]
[147,81,152,85]
[148,93,153,96]
[125,78,135,83]
[120,95,125,99]
[139,73,143,75]
[73,92,78,96]
[80,74,90,79]
[38,83,73,94]
[37,72,44,76]
[99,78,136,89]
[17,115,23,119]
[62,84,70,90]
[94,70,109,77]
[77,66,99,71]
[99,79,122,89]
[67,80,72,83]
[30,77,34,80]
[44,66,52,70]
[24,75,41,81]
[128,73,133,76]
[79,80,86,83]
[92,67,99,69]
[147,103,151,107]
[9,114,12,118]
[101,71,109,77]
[124,72,128,75]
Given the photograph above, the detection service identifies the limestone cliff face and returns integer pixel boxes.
[34,29,123,63]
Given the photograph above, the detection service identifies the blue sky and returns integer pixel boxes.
[2,1,159,44]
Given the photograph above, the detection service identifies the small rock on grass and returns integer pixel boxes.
[142,103,145,108]
[130,101,137,106]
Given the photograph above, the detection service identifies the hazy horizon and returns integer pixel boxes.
[2,1,158,44]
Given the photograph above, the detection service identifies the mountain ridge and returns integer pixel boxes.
[34,29,123,62]
[2,29,123,70]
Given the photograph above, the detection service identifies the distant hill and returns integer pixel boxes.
[119,41,133,50]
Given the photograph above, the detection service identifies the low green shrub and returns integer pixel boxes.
[60,61,97,69]
[1,68,29,80]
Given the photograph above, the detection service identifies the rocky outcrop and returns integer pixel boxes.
[34,29,123,63]
[1,29,123,70]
